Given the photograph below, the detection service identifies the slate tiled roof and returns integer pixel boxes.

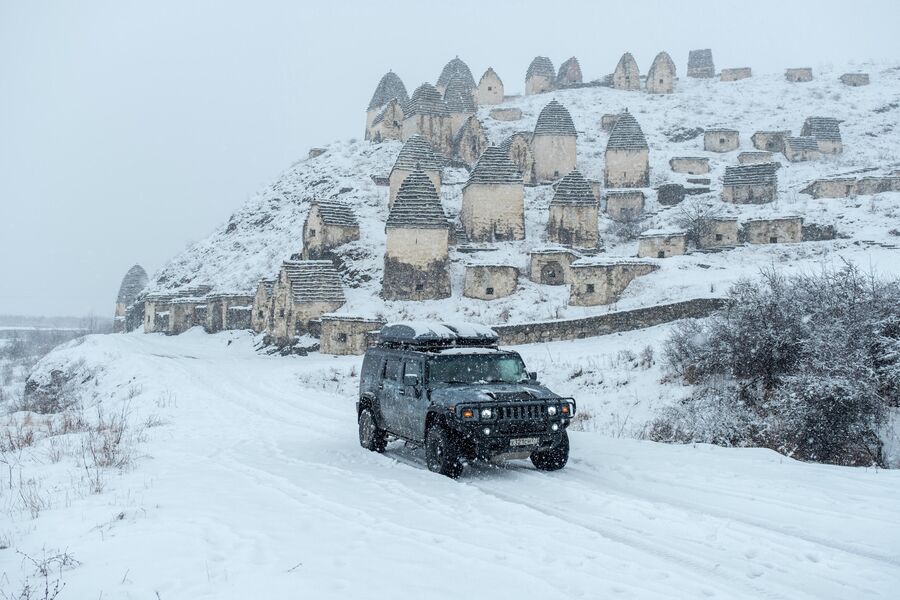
[117,265,149,304]
[499,132,532,153]
[405,83,449,117]
[480,67,503,87]
[550,170,597,206]
[367,71,409,111]
[785,136,820,151]
[444,75,476,113]
[533,100,577,136]
[392,135,446,172]
[688,49,714,69]
[371,99,402,126]
[526,56,556,80]
[386,169,449,230]
[606,112,648,151]
[312,199,358,227]
[802,117,842,141]
[437,58,476,90]
[282,260,345,304]
[648,52,675,75]
[465,146,522,186]
[722,163,779,186]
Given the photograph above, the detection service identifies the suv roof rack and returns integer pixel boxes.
[377,321,499,350]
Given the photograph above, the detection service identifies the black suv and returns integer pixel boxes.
[357,322,574,478]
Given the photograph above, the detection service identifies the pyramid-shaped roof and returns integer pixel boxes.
[802,117,842,141]
[550,170,597,206]
[465,146,522,186]
[648,52,675,75]
[117,265,148,304]
[723,162,779,186]
[392,135,446,172]
[281,260,345,304]
[386,170,448,230]
[479,67,503,87]
[533,100,577,136]
[444,75,476,113]
[527,56,556,80]
[437,57,476,90]
[606,112,648,151]
[405,83,449,117]
[367,71,409,111]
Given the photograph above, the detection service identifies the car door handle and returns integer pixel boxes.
[398,388,405,395]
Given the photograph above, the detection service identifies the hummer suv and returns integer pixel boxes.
[357,322,574,478]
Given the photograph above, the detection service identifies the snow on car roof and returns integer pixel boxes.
[436,347,503,355]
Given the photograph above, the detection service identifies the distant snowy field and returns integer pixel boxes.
[151,61,900,325]
[3,329,900,598]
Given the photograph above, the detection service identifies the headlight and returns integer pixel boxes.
[480,408,493,419]
[547,405,558,416]
[561,403,572,416]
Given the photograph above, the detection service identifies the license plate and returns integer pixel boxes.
[510,437,539,447]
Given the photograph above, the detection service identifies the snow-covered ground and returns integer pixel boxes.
[3,329,899,598]
[149,61,900,325]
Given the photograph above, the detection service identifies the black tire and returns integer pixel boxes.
[359,407,387,453]
[425,424,464,479]
[531,430,569,471]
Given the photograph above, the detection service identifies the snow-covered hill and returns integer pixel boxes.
[5,330,900,598]
[149,61,900,324]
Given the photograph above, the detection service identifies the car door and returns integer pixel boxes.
[398,359,427,441]
[378,356,404,435]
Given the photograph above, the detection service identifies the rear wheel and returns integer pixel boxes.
[531,430,569,471]
[425,424,464,479]
[359,407,387,453]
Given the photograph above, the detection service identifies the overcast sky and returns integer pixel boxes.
[1,0,897,317]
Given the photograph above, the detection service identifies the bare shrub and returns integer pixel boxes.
[673,200,724,247]
[17,479,51,519]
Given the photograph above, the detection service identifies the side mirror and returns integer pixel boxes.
[528,371,538,382]
[403,373,420,387]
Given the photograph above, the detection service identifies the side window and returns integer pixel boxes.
[404,360,422,382]
[383,358,401,381]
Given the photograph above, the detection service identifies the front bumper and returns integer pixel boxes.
[451,418,570,461]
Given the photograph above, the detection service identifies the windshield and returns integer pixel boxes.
[429,354,528,385]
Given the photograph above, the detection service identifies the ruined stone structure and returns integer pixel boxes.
[319,315,384,355]
[383,170,451,300]
[687,49,715,78]
[402,83,452,155]
[308,148,326,159]
[476,68,504,105]
[366,72,408,142]
[720,68,751,82]
[389,135,444,206]
[144,286,211,335]
[556,57,582,88]
[737,151,774,165]
[499,132,537,185]
[251,278,275,333]
[529,248,581,285]
[657,184,686,206]
[436,57,476,96]
[699,218,739,248]
[532,100,577,182]
[269,261,346,344]
[205,293,254,333]
[547,170,599,249]
[601,113,622,131]
[301,200,359,260]
[463,264,519,300]
[801,176,900,198]
[613,52,641,91]
[451,115,489,167]
[604,190,645,222]
[460,146,524,242]
[752,131,790,153]
[856,176,900,195]
[801,117,843,154]
[669,156,709,174]
[722,163,779,203]
[840,73,870,86]
[444,75,477,137]
[785,68,813,82]
[638,230,688,258]
[489,107,521,121]
[525,56,556,95]
[704,129,740,152]
[604,112,649,188]
[646,52,675,94]
[743,217,803,244]
[368,99,404,143]
[114,264,148,333]
[782,137,821,162]
[568,259,657,306]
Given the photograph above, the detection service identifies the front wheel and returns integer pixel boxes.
[531,430,569,471]
[359,407,387,453]
[425,424,464,479]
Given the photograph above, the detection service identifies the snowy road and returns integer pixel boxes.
[7,330,900,599]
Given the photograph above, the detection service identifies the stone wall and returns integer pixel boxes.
[605,190,645,221]
[801,178,856,199]
[751,131,789,153]
[503,133,536,185]
[568,261,657,306]
[743,218,803,244]
[206,294,254,333]
[251,285,272,333]
[547,204,599,249]
[368,100,403,142]
[401,114,453,156]
[783,142,820,163]
[604,148,649,188]
[840,73,869,86]
[737,152,773,165]
[528,250,580,285]
[526,74,554,95]
[722,182,776,204]
[476,71,504,105]
[720,67,752,81]
[669,157,709,174]
[320,316,385,355]
[785,68,813,82]
[638,233,687,258]
[493,298,726,345]
[461,182,525,242]
[302,207,360,259]
[704,130,740,152]
[463,265,519,300]
[489,107,521,121]
[699,219,739,248]
[532,135,576,182]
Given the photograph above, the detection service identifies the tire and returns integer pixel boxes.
[359,407,387,453]
[531,430,569,471]
[425,424,464,479]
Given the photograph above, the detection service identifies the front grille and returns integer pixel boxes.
[497,403,546,421]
